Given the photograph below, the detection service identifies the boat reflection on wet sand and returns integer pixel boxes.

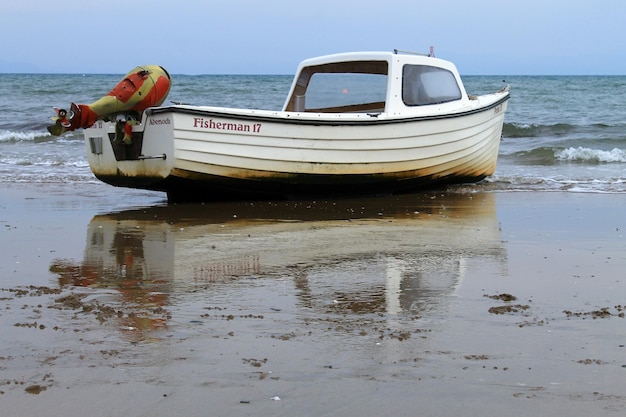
[50,192,505,342]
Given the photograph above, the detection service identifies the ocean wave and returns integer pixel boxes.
[503,122,573,138]
[505,146,558,164]
[504,145,626,165]
[0,129,84,143]
[482,175,626,193]
[0,173,99,184]
[0,129,51,143]
[555,147,626,163]
[502,122,621,139]
[0,154,89,168]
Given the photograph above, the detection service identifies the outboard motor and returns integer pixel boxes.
[48,65,171,136]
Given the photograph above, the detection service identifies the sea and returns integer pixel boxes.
[1,72,626,194]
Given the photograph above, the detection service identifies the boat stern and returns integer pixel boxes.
[84,114,175,191]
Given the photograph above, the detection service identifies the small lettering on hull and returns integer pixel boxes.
[149,118,171,125]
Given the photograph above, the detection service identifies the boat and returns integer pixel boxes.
[50,49,510,202]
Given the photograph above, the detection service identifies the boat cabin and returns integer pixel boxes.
[282,50,469,115]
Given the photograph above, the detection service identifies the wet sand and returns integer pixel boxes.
[1,182,625,416]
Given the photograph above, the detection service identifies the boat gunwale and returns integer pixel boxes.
[147,94,509,127]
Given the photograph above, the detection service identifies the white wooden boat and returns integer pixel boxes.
[83,50,510,202]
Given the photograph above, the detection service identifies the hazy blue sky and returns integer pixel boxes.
[1,0,624,75]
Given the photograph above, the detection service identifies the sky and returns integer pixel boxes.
[1,0,625,75]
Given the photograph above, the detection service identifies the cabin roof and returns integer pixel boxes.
[295,50,457,73]
[300,51,448,67]
[297,51,396,67]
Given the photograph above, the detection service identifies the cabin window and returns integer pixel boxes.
[303,73,387,112]
[402,65,461,106]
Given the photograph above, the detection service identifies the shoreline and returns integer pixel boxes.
[1,183,625,416]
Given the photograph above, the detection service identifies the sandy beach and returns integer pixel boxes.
[1,182,625,416]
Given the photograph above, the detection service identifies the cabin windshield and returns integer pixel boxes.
[285,60,388,113]
[402,65,462,106]
[305,73,387,112]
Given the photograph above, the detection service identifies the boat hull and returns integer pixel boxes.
[85,95,508,202]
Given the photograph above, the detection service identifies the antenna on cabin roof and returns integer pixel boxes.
[429,46,435,57]
[393,49,432,57]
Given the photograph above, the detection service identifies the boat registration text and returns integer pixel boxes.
[193,118,262,133]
